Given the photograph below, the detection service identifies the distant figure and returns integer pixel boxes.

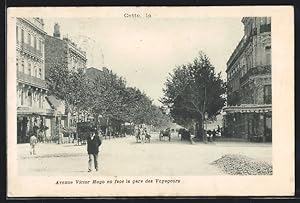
[87,129,102,172]
[217,130,222,137]
[140,126,145,143]
[212,129,216,141]
[144,128,151,143]
[217,125,221,132]
[206,130,212,142]
[29,134,37,155]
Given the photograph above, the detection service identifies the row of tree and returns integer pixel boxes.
[47,64,172,131]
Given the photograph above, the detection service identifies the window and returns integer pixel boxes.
[16,26,18,43]
[39,94,42,108]
[20,88,24,105]
[28,91,32,107]
[21,29,24,43]
[16,58,19,71]
[34,37,36,49]
[39,40,42,52]
[264,85,272,104]
[260,17,267,25]
[28,62,31,76]
[28,33,31,45]
[31,35,34,47]
[34,66,37,77]
[241,65,246,77]
[266,17,271,25]
[260,17,271,33]
[37,40,39,50]
[39,68,42,78]
[246,55,252,71]
[21,59,24,72]
[265,46,271,65]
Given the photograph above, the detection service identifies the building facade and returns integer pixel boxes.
[16,17,55,143]
[44,23,87,74]
[224,17,272,142]
[44,23,87,128]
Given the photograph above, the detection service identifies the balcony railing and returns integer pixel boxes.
[17,71,47,89]
[18,42,43,58]
[227,35,252,68]
[240,65,271,85]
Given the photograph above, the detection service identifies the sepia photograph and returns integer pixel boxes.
[7,6,294,197]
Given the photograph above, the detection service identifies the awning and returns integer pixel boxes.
[17,106,55,116]
[223,104,272,114]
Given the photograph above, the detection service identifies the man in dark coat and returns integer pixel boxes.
[87,129,102,172]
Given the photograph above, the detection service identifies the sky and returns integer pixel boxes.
[43,17,244,105]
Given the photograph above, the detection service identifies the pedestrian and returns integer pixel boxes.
[140,126,145,143]
[206,130,212,142]
[87,129,102,172]
[212,129,216,141]
[29,133,37,155]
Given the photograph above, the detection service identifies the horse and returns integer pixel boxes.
[159,128,171,141]
[144,129,151,143]
[135,128,141,143]
[179,128,191,141]
[140,129,146,144]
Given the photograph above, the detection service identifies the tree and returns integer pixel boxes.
[47,65,89,117]
[161,51,226,141]
[87,67,171,131]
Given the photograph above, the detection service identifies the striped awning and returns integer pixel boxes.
[17,106,55,116]
[223,104,272,114]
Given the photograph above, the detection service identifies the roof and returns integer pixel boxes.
[46,95,64,110]
[85,67,104,81]
[223,104,272,114]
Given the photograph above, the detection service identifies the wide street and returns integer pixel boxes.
[18,133,272,176]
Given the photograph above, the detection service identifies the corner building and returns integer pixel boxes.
[16,18,54,143]
[224,17,272,142]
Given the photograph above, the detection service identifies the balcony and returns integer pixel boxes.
[18,42,43,59]
[227,35,252,69]
[17,71,47,90]
[240,65,271,85]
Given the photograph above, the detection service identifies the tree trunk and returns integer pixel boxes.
[201,115,206,143]
[201,86,207,143]
[196,116,205,142]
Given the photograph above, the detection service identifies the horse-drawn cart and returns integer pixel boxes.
[159,128,171,141]
[76,122,95,145]
[135,127,151,143]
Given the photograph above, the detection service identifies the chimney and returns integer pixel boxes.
[53,23,61,38]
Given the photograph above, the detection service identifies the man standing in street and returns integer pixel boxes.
[87,128,102,172]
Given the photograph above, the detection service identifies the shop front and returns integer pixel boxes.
[17,107,55,143]
[223,104,272,142]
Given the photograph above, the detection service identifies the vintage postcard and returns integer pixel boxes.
[7,6,294,197]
